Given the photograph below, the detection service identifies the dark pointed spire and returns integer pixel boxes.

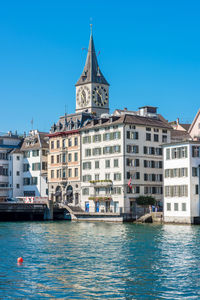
[76,29,109,86]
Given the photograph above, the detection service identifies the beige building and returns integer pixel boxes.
[48,128,81,205]
[47,110,93,205]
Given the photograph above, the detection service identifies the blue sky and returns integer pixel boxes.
[0,0,200,133]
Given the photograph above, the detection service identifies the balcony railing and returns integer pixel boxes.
[89,180,113,187]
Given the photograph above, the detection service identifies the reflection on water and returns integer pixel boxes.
[0,222,200,299]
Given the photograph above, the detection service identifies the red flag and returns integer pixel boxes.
[128,178,132,189]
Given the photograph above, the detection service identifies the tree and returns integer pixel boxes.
[136,196,156,206]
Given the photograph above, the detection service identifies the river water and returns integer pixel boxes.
[0,221,199,299]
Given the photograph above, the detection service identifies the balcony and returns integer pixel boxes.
[89,180,113,187]
[88,195,112,201]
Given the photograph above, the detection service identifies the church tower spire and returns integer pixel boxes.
[75,27,110,116]
[76,28,109,87]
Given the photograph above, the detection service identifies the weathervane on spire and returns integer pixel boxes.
[90,17,93,35]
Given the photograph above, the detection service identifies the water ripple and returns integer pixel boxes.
[0,222,199,299]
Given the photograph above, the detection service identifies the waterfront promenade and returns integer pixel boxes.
[0,221,199,299]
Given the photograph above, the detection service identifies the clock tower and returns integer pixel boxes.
[75,28,109,117]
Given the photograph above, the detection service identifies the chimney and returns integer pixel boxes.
[124,107,127,111]
[176,118,180,125]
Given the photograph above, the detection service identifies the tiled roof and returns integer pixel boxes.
[171,130,191,141]
[81,113,172,130]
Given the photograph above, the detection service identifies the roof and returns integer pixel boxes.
[81,113,172,130]
[170,129,191,142]
[162,140,200,147]
[180,124,191,131]
[188,109,200,134]
[76,33,109,86]
[20,131,48,151]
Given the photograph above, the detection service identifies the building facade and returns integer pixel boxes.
[0,132,22,201]
[81,107,171,213]
[163,141,200,224]
[20,130,48,197]
[48,128,81,205]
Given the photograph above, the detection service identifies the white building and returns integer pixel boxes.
[8,149,24,198]
[20,130,49,197]
[81,107,171,214]
[163,141,200,224]
[0,132,22,201]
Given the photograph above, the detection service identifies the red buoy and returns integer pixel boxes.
[17,257,23,264]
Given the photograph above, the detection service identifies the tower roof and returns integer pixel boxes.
[76,32,109,86]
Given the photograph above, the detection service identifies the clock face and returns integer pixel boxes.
[92,86,108,107]
[77,86,90,107]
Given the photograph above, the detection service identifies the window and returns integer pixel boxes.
[16,156,20,161]
[162,135,167,143]
[127,145,139,154]
[51,170,54,178]
[174,203,178,211]
[154,128,159,132]
[42,162,47,171]
[113,145,121,153]
[105,173,110,180]
[74,137,78,146]
[83,136,91,144]
[166,148,170,160]
[83,175,92,182]
[32,177,38,185]
[112,187,121,194]
[192,146,200,157]
[32,150,39,157]
[85,149,91,157]
[57,140,60,148]
[162,130,167,133]
[62,169,66,178]
[93,134,101,142]
[23,178,30,186]
[68,138,72,147]
[127,131,138,140]
[114,173,121,181]
[171,146,187,159]
[146,133,151,141]
[74,152,78,161]
[16,171,20,176]
[95,174,100,180]
[32,163,41,171]
[95,161,99,169]
[93,148,101,155]
[82,188,89,195]
[83,162,91,170]
[167,203,171,211]
[62,139,66,148]
[16,184,20,189]
[114,159,118,167]
[154,134,159,142]
[57,155,60,164]
[62,154,66,163]
[23,164,29,172]
[105,160,110,168]
[146,127,151,131]
[51,156,54,164]
[57,169,60,178]
[75,168,78,177]
[195,185,199,195]
[68,153,72,162]
[113,131,121,140]
[192,167,198,176]
[51,141,54,149]
[182,203,186,211]
[68,169,72,177]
